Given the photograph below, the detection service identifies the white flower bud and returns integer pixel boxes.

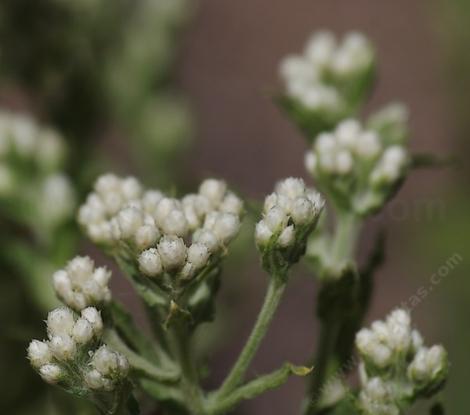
[355,131,381,158]
[154,198,179,223]
[38,175,75,226]
[255,220,273,247]
[47,307,75,337]
[160,208,189,237]
[305,31,336,67]
[81,307,103,335]
[220,193,243,215]
[28,340,52,368]
[85,368,108,390]
[335,119,361,148]
[158,236,187,270]
[52,270,72,298]
[187,243,210,269]
[335,150,353,174]
[92,346,119,375]
[304,151,317,174]
[411,329,424,353]
[291,197,314,225]
[95,174,120,195]
[278,225,295,247]
[93,267,112,287]
[408,345,447,383]
[199,179,227,206]
[142,190,165,215]
[135,224,159,249]
[49,335,76,361]
[121,176,142,200]
[265,206,288,232]
[66,256,94,285]
[116,206,143,239]
[193,229,219,252]
[72,318,94,344]
[212,213,241,244]
[139,248,163,277]
[39,364,63,384]
[275,178,306,200]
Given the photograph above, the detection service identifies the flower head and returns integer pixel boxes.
[28,306,128,393]
[305,107,409,215]
[355,308,449,409]
[52,256,112,311]
[255,178,324,273]
[279,31,375,138]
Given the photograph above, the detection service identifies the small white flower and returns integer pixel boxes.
[47,307,75,337]
[278,225,295,247]
[265,206,288,232]
[53,257,111,310]
[211,212,241,244]
[220,192,243,215]
[28,340,52,368]
[39,364,63,384]
[291,197,315,225]
[255,220,273,246]
[408,345,447,383]
[81,307,103,335]
[193,229,219,252]
[187,243,210,269]
[93,345,119,375]
[135,224,159,250]
[49,335,76,361]
[72,318,94,344]
[139,248,163,277]
[157,236,187,270]
[199,179,227,207]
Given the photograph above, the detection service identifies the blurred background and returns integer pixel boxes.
[0,0,468,414]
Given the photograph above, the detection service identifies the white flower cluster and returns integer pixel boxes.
[355,309,448,414]
[78,174,243,280]
[84,345,130,391]
[0,111,65,173]
[52,256,112,311]
[0,111,75,225]
[280,31,374,113]
[255,178,324,250]
[28,307,128,391]
[305,116,409,214]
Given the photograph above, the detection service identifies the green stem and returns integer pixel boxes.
[304,318,341,415]
[171,327,206,415]
[330,211,360,269]
[104,329,180,383]
[214,277,287,399]
[208,363,311,415]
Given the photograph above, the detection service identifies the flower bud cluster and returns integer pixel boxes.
[304,111,409,215]
[52,256,112,311]
[255,178,324,270]
[28,306,128,392]
[0,111,75,227]
[280,31,374,116]
[355,309,448,414]
[79,174,243,283]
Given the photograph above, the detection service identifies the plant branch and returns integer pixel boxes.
[208,363,312,415]
[213,276,287,399]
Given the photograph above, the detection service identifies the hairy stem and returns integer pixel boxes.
[214,276,287,399]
